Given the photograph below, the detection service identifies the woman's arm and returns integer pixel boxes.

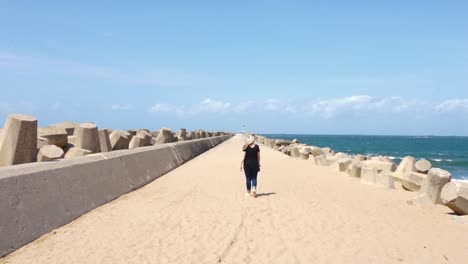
[257,147,261,168]
[240,151,246,172]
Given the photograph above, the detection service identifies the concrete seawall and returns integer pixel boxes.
[0,135,232,257]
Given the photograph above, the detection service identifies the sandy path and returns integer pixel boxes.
[1,135,468,264]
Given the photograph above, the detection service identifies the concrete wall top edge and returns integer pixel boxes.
[0,155,105,180]
[0,135,231,180]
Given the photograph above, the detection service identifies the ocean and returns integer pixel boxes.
[262,134,468,180]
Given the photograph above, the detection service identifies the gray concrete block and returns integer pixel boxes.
[0,113,38,166]
[402,172,426,192]
[98,129,112,152]
[375,173,395,189]
[110,130,130,150]
[74,123,100,153]
[37,145,64,161]
[38,126,68,148]
[417,168,451,204]
[361,166,377,184]
[347,163,362,178]
[441,181,468,215]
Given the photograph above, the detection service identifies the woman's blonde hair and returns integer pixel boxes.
[243,135,255,150]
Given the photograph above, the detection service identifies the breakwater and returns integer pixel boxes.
[0,113,233,257]
[263,134,468,180]
[256,135,468,217]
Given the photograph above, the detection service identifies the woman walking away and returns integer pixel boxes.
[240,135,261,198]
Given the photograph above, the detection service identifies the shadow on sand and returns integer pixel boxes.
[256,192,276,198]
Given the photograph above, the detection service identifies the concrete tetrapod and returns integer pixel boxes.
[338,158,353,172]
[98,129,112,152]
[155,128,174,144]
[310,147,326,157]
[290,146,301,158]
[195,131,202,139]
[315,156,328,166]
[361,160,397,173]
[37,145,64,161]
[0,113,38,166]
[127,129,137,136]
[49,121,78,136]
[140,130,152,145]
[176,128,187,141]
[110,130,130,150]
[38,126,68,148]
[393,156,417,181]
[402,172,427,192]
[275,139,292,147]
[64,148,92,159]
[186,131,194,140]
[198,129,207,138]
[150,130,159,139]
[74,123,101,153]
[412,168,451,205]
[347,163,362,178]
[441,181,468,215]
[37,137,49,151]
[68,136,77,145]
[355,154,367,161]
[415,159,432,173]
[361,166,378,184]
[375,173,395,189]
[299,149,310,160]
[129,135,145,149]
[129,131,152,149]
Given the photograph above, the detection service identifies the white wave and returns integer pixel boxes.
[454,179,468,183]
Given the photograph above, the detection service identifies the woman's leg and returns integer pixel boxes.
[251,169,258,192]
[244,168,252,192]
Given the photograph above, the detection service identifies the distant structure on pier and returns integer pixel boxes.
[242,124,245,134]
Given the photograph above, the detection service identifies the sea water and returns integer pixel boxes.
[263,134,468,180]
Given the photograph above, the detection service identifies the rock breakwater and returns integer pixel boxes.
[256,135,468,216]
[0,113,229,167]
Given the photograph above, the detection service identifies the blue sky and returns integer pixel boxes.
[1,1,467,135]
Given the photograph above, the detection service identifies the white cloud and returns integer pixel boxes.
[303,95,420,118]
[111,104,132,110]
[233,100,255,113]
[307,95,371,117]
[435,99,468,112]
[145,96,468,120]
[148,103,180,113]
[196,98,231,113]
[263,98,296,112]
[285,105,297,113]
[263,99,281,111]
[148,99,257,116]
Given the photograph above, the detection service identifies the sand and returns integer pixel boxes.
[1,135,468,264]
